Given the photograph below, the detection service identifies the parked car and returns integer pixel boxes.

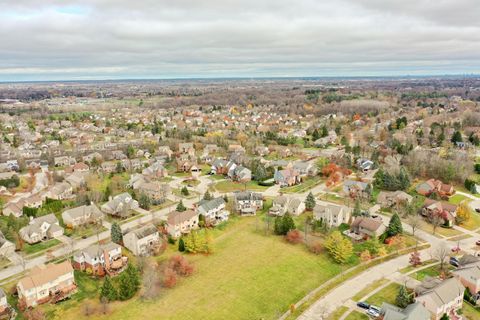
[449,256,460,267]
[357,301,370,309]
[367,305,380,318]
[475,208,480,213]
[451,246,461,253]
[476,240,480,246]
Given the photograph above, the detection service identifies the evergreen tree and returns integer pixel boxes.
[281,214,295,235]
[451,130,463,144]
[178,238,185,252]
[118,263,140,300]
[396,285,412,308]
[181,186,190,196]
[321,126,328,137]
[387,213,403,237]
[203,190,213,201]
[139,193,151,210]
[398,167,411,190]
[312,129,320,141]
[305,192,316,211]
[100,276,117,302]
[176,200,187,212]
[111,222,123,244]
[223,195,228,203]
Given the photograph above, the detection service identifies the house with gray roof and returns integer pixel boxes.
[233,191,263,215]
[19,214,64,244]
[313,201,351,227]
[101,193,139,218]
[269,195,305,216]
[166,210,199,238]
[380,302,430,320]
[197,197,229,225]
[62,203,104,228]
[73,242,126,275]
[414,277,464,320]
[123,224,161,256]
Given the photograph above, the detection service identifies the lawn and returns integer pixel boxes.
[23,238,62,255]
[213,180,269,193]
[64,225,107,239]
[281,176,324,194]
[449,194,470,205]
[352,278,389,301]
[172,188,199,199]
[344,310,369,320]
[58,217,350,320]
[410,265,453,281]
[458,212,480,231]
[417,220,462,238]
[463,301,480,320]
[365,282,401,307]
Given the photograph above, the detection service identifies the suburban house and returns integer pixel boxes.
[19,214,64,244]
[274,168,301,187]
[380,302,430,320]
[73,242,127,276]
[167,210,199,238]
[421,199,458,227]
[416,179,455,197]
[210,158,236,175]
[269,195,305,216]
[314,130,337,147]
[100,161,117,174]
[54,156,76,167]
[342,180,371,199]
[101,193,139,218]
[142,161,168,179]
[350,216,386,239]
[0,288,14,319]
[124,224,161,256]
[230,165,252,182]
[377,191,413,208]
[233,191,263,215]
[61,203,104,228]
[197,197,229,225]
[3,193,43,217]
[137,181,171,204]
[46,182,73,200]
[452,260,480,300]
[313,201,351,227]
[414,277,464,320]
[17,261,76,307]
[356,158,374,172]
[0,231,14,258]
[293,161,318,177]
[178,142,195,156]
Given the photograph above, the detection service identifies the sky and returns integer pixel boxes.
[0,0,479,81]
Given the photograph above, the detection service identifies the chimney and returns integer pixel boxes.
[103,249,111,271]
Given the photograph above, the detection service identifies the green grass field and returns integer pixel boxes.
[449,194,470,205]
[365,282,401,307]
[57,216,349,320]
[328,306,349,320]
[281,176,324,194]
[23,238,62,255]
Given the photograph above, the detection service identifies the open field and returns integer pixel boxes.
[344,310,369,320]
[57,216,349,320]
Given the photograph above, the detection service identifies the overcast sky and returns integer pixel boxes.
[0,0,479,81]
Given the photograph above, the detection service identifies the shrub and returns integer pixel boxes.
[285,230,303,244]
[308,241,323,254]
[168,255,194,277]
[163,267,177,288]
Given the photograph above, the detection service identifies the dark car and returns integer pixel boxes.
[476,208,480,213]
[476,240,480,246]
[449,257,460,267]
[357,302,370,309]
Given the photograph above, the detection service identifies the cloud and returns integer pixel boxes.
[0,0,479,80]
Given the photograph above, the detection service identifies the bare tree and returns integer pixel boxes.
[433,243,449,271]
[407,214,422,239]
[429,213,443,235]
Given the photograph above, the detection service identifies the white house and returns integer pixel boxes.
[197,197,229,225]
[313,201,351,228]
[167,210,199,238]
[123,224,161,256]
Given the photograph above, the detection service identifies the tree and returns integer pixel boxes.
[100,276,117,302]
[352,199,362,217]
[396,285,412,308]
[274,214,295,235]
[433,243,449,271]
[111,222,123,244]
[407,214,422,238]
[305,192,316,211]
[324,231,353,264]
[312,129,320,141]
[440,314,449,320]
[409,250,422,267]
[181,186,190,196]
[456,201,471,225]
[139,193,151,210]
[451,131,462,144]
[118,263,140,300]
[387,213,403,237]
[178,238,185,252]
[203,190,212,201]
[176,200,186,212]
[285,230,302,244]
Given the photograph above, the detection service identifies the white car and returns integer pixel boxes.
[367,305,380,318]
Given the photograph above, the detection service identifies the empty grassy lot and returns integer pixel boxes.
[58,216,350,320]
[213,180,269,193]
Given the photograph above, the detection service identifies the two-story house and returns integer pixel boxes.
[233,191,263,215]
[17,261,76,307]
[124,224,161,256]
[73,242,126,275]
[19,214,64,244]
[197,197,229,226]
[61,203,104,228]
[313,201,351,228]
[167,210,199,238]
